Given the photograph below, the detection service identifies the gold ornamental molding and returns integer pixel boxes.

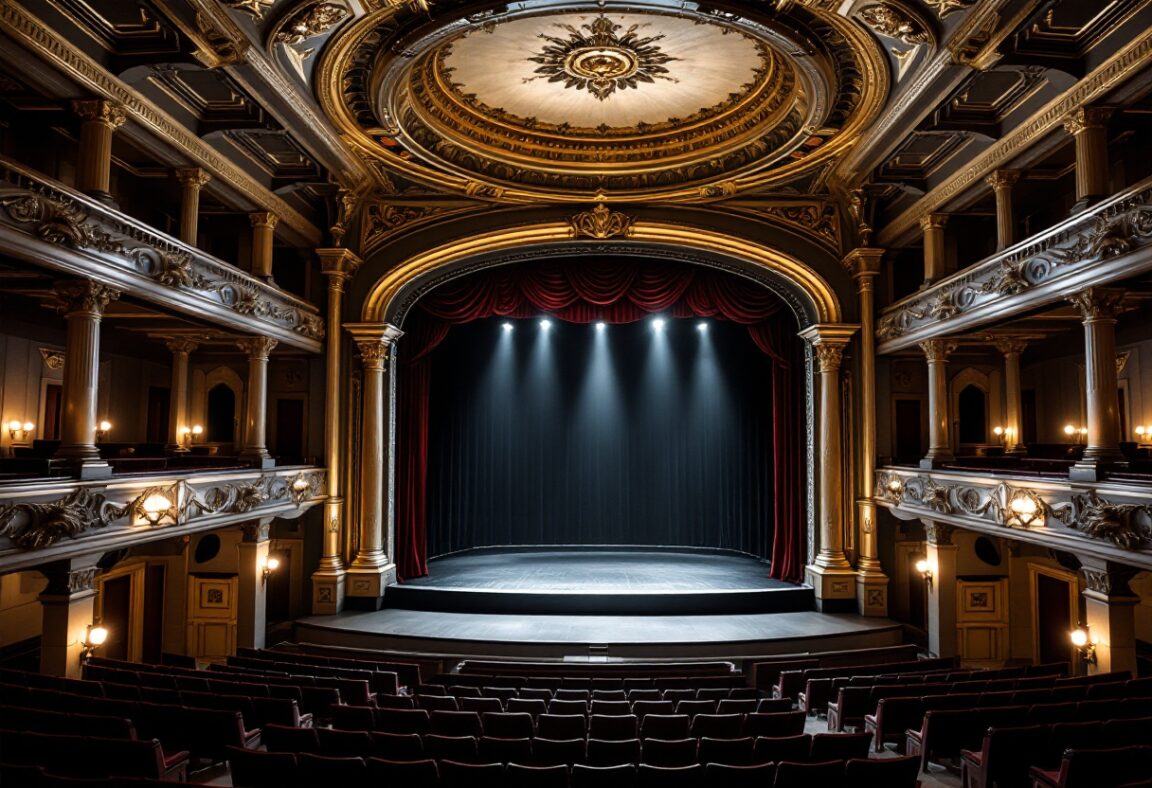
[361,219,843,325]
[568,204,635,239]
[877,25,1152,246]
[0,0,323,246]
[315,2,889,202]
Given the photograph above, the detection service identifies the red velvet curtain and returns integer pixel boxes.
[396,259,806,582]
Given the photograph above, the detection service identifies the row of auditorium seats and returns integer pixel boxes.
[0,729,190,781]
[331,706,809,740]
[0,766,194,788]
[228,748,921,788]
[746,643,923,690]
[235,647,433,688]
[1030,745,1152,788]
[264,723,872,764]
[773,655,955,700]
[960,718,1152,788]
[409,684,764,703]
[430,672,748,691]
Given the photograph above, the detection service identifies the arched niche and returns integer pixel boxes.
[950,367,1000,453]
[202,366,245,449]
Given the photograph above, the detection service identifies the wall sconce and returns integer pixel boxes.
[96,420,112,442]
[7,420,34,442]
[1008,493,1041,527]
[1063,424,1087,445]
[262,556,280,586]
[191,425,203,442]
[139,491,175,526]
[1070,625,1097,666]
[1136,425,1148,447]
[914,558,934,590]
[81,624,108,662]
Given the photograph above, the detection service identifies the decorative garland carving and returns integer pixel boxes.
[1069,491,1152,550]
[275,2,350,46]
[569,204,635,240]
[758,203,841,248]
[363,202,447,246]
[858,4,931,46]
[39,348,65,370]
[1,194,126,253]
[0,489,121,550]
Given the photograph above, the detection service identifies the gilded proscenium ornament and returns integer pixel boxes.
[858,4,931,46]
[525,15,679,101]
[569,203,635,239]
[221,0,275,21]
[274,2,350,46]
[923,0,973,17]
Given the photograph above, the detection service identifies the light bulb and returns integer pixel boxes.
[1070,628,1089,648]
[87,626,108,646]
[266,557,280,572]
[98,420,112,432]
[1064,424,1075,436]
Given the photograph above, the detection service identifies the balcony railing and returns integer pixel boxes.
[0,466,325,572]
[876,175,1152,354]
[875,465,1152,570]
[0,156,323,352]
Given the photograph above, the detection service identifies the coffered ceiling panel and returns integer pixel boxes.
[145,64,273,133]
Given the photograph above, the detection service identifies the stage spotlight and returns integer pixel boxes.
[697,321,708,332]
[595,321,606,331]
[502,322,513,332]
[539,318,552,330]
[652,317,666,331]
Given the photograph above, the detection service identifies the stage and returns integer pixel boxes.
[296,548,901,659]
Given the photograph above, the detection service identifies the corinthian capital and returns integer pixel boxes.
[54,280,121,316]
[1068,287,1125,322]
[165,337,200,355]
[174,167,212,189]
[918,338,956,362]
[356,339,390,370]
[814,344,844,373]
[984,170,1021,191]
[1063,106,1113,136]
[72,99,126,128]
[237,336,278,360]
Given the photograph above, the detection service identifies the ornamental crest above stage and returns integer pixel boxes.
[316,0,888,202]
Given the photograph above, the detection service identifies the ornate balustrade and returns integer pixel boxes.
[0,466,325,572]
[876,176,1152,354]
[0,156,323,352]
[875,466,1152,569]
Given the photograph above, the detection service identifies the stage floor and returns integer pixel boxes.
[295,548,902,658]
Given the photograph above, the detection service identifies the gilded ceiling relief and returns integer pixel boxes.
[524,15,679,102]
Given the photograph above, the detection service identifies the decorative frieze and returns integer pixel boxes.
[858,5,931,46]
[877,178,1152,351]
[274,2,350,46]
[0,488,119,550]
[0,159,322,350]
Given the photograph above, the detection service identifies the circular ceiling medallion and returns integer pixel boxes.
[319,1,888,201]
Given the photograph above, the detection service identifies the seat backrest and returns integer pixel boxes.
[419,694,460,711]
[506,762,569,788]
[639,713,690,740]
[571,763,637,788]
[366,757,440,785]
[809,731,871,761]
[371,731,425,760]
[697,735,756,766]
[773,759,846,788]
[537,713,588,739]
[843,755,919,787]
[753,733,811,762]
[704,762,777,788]
[376,707,432,734]
[423,733,479,761]
[589,714,639,741]
[640,736,697,767]
[690,713,744,739]
[586,737,641,766]
[637,762,705,787]
[481,711,535,738]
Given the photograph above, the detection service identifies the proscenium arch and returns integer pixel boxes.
[361,221,844,327]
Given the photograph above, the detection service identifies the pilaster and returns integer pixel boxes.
[923,521,959,660]
[1078,559,1139,676]
[38,556,102,678]
[236,519,273,651]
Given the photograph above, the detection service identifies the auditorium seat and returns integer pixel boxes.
[959,724,1048,788]
[375,693,416,709]
[315,727,373,757]
[481,711,535,738]
[640,714,690,739]
[571,763,636,788]
[478,735,532,764]
[593,690,628,702]
[439,759,505,788]
[591,700,632,716]
[460,696,504,714]
[482,686,519,703]
[690,713,743,739]
[743,710,807,738]
[773,759,846,788]
[842,755,920,787]
[261,723,319,753]
[641,736,697,767]
[297,752,367,784]
[550,699,590,715]
[586,737,641,766]
[430,710,483,737]
[367,757,440,786]
[532,737,586,766]
[753,734,811,763]
[663,689,696,705]
[423,733,479,762]
[227,746,297,788]
[447,685,482,697]
[506,698,548,717]
[717,699,758,714]
[632,700,675,719]
[505,762,569,788]
[588,713,639,740]
[331,704,375,731]
[1030,745,1152,788]
[519,688,554,702]
[538,713,588,739]
[698,735,756,766]
[627,689,662,703]
[420,695,461,711]
[808,732,872,761]
[756,698,794,713]
[638,762,705,786]
[376,707,432,734]
[675,699,717,717]
[371,731,425,759]
[704,762,778,788]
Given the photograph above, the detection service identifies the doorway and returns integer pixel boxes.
[274,398,306,464]
[893,399,923,464]
[146,386,170,444]
[1030,565,1078,666]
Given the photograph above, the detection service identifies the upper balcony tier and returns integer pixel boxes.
[876,174,1152,354]
[0,156,323,353]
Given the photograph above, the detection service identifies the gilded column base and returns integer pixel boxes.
[806,564,857,613]
[345,560,397,610]
[311,569,346,615]
[856,570,890,617]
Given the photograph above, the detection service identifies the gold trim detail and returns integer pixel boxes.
[568,203,635,239]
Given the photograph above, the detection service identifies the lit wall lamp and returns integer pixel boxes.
[7,420,34,442]
[1063,424,1087,445]
[1070,625,1097,666]
[191,425,203,443]
[261,556,280,586]
[1136,425,1149,447]
[96,420,112,442]
[1008,493,1041,527]
[81,624,108,662]
[914,558,934,590]
[139,491,176,526]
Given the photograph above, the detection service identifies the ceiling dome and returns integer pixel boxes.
[318,1,887,201]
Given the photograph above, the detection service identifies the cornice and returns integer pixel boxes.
[0,0,323,246]
[877,25,1152,246]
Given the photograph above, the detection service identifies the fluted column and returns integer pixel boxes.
[164,338,198,454]
[174,168,211,247]
[72,99,125,204]
[312,248,362,615]
[920,339,957,469]
[845,249,888,616]
[920,213,948,286]
[38,557,102,678]
[54,281,120,479]
[249,212,278,282]
[985,170,1021,251]
[1063,107,1113,208]
[345,323,404,608]
[1069,288,1125,480]
[994,338,1028,455]
[799,324,858,612]
[236,337,277,469]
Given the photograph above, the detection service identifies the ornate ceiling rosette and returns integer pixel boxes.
[317,1,887,202]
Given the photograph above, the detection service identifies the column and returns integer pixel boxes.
[236,519,273,650]
[1063,107,1113,208]
[920,213,948,286]
[1068,288,1125,480]
[38,557,101,678]
[345,323,404,609]
[72,99,126,204]
[311,249,362,614]
[236,336,277,468]
[920,338,957,469]
[54,280,120,479]
[165,337,198,454]
[249,212,278,283]
[923,521,958,659]
[985,170,1021,251]
[994,338,1028,455]
[174,168,211,247]
[1078,561,1139,676]
[799,323,859,612]
[844,248,888,616]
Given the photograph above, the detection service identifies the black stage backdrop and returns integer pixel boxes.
[426,317,775,558]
